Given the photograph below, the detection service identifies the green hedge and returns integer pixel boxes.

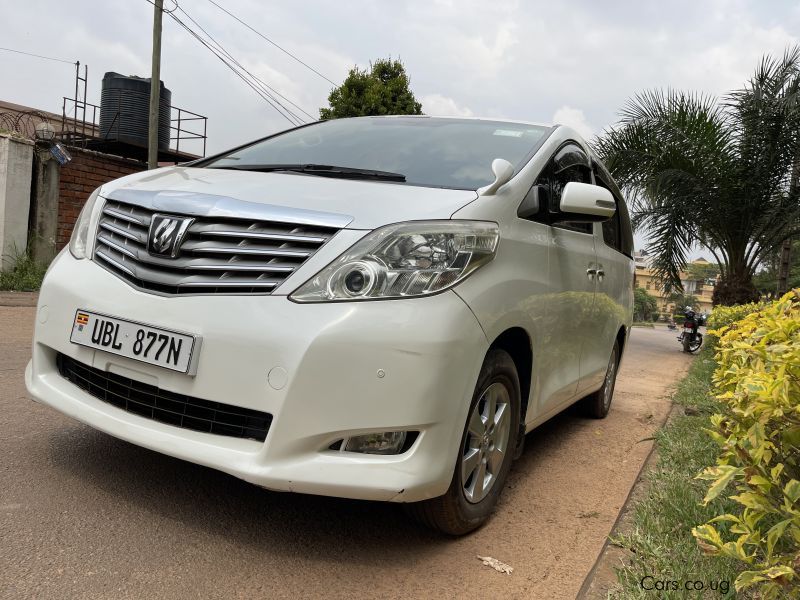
[692,290,800,598]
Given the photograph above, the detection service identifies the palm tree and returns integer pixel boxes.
[594,47,800,305]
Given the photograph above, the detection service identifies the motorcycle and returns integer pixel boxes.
[677,307,705,353]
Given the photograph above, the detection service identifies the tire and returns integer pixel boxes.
[682,334,692,353]
[405,349,521,535]
[582,341,620,419]
[689,333,703,353]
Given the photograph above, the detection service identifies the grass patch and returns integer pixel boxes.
[632,322,656,328]
[609,344,743,598]
[0,248,47,291]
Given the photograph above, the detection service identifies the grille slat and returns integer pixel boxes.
[94,199,338,295]
[57,354,272,442]
[103,205,151,227]
[99,221,145,243]
[180,241,313,259]
[95,245,285,290]
[96,233,138,259]
[190,222,330,244]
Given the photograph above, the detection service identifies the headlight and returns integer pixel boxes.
[290,220,499,302]
[68,188,103,259]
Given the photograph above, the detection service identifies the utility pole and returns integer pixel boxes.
[148,0,164,170]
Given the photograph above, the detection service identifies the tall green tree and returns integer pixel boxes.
[686,261,719,282]
[594,48,800,305]
[667,292,700,313]
[633,287,659,321]
[320,58,422,120]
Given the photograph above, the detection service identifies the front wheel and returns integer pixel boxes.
[405,349,521,535]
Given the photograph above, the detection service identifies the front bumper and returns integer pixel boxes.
[26,252,489,502]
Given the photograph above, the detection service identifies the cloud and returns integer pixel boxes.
[420,94,473,117]
[2,0,799,155]
[552,106,594,140]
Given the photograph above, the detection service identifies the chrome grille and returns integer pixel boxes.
[93,199,338,295]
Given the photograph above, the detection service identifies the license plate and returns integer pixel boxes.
[683,328,694,335]
[70,310,197,373]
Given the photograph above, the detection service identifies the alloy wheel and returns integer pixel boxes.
[462,382,511,504]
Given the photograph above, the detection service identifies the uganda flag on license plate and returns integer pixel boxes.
[76,312,90,330]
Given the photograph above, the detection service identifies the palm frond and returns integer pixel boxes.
[594,46,800,303]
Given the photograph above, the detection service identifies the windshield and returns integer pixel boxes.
[203,117,551,189]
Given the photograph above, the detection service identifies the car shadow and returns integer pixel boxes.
[45,403,591,559]
[46,423,448,563]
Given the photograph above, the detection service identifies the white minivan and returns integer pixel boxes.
[26,116,634,534]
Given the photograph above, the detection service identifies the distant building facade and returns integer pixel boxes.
[634,250,716,315]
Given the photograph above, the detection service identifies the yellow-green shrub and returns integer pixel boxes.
[692,290,800,598]
[706,300,768,331]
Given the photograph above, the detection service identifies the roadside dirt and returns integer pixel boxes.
[1,311,691,599]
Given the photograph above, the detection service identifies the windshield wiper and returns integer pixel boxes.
[208,163,406,182]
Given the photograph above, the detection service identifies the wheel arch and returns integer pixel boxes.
[488,327,532,424]
[616,325,628,356]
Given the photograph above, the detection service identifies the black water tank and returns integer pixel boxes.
[99,72,171,150]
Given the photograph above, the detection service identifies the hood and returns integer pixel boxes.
[99,166,479,229]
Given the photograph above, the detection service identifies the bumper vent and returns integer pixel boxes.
[56,354,272,442]
[93,199,338,295]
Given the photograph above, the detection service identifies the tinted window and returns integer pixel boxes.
[596,177,622,251]
[204,118,550,189]
[549,144,593,234]
[593,160,634,257]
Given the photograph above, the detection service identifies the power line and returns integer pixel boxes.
[167,10,306,125]
[205,0,337,86]
[174,5,314,122]
[0,46,75,65]
[142,0,313,125]
[170,15,305,124]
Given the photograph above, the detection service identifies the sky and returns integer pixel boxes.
[2,0,800,255]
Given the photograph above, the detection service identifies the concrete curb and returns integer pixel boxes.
[0,291,39,307]
[576,401,683,598]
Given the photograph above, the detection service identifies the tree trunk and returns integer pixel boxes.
[712,272,760,306]
[777,238,792,295]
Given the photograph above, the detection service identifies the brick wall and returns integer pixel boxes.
[57,148,146,249]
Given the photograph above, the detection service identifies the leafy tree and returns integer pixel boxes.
[753,238,800,297]
[686,261,720,282]
[633,287,659,321]
[667,292,700,313]
[320,58,422,120]
[594,47,800,306]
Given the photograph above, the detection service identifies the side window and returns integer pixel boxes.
[550,145,593,234]
[524,143,593,232]
[593,161,634,257]
[596,178,622,251]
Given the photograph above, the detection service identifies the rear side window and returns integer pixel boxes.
[596,177,622,251]
[593,161,634,257]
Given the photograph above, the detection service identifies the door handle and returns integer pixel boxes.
[596,267,605,281]
[586,266,597,279]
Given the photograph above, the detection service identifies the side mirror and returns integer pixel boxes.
[558,182,616,222]
[478,158,515,196]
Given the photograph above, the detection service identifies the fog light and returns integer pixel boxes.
[345,431,407,455]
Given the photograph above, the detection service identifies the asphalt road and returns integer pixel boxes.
[1,307,691,600]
